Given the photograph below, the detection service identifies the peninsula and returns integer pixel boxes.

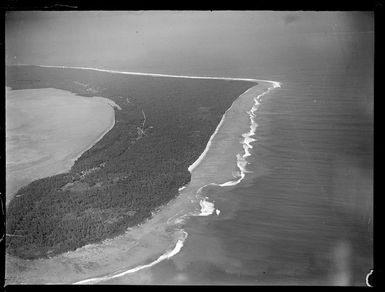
[6,65,255,259]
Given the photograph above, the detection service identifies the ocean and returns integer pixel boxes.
[163,69,373,285]
[6,11,373,285]
[101,23,373,286]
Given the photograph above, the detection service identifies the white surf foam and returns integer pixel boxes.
[184,81,281,231]
[199,198,215,216]
[212,81,280,188]
[182,81,281,225]
[178,186,187,191]
[73,77,280,284]
[74,230,188,284]
[20,64,280,284]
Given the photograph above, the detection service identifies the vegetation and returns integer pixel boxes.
[6,65,255,259]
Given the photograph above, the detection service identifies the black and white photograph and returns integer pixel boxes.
[3,10,374,286]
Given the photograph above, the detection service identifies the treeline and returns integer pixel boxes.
[6,65,255,259]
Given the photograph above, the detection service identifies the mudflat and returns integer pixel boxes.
[6,87,115,205]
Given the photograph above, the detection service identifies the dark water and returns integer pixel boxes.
[136,66,373,285]
[6,11,373,285]
[117,26,373,285]
[103,42,373,285]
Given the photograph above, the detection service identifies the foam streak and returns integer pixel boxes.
[74,231,188,284]
[18,64,280,284]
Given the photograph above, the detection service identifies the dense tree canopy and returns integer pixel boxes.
[6,65,255,259]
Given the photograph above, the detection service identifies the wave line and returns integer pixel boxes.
[13,64,280,284]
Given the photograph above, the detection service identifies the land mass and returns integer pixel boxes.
[6,65,255,259]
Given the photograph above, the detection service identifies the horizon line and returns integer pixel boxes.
[9,63,281,87]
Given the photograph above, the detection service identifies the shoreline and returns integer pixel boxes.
[14,64,280,85]
[5,87,117,206]
[67,100,116,167]
[6,66,280,284]
[73,80,280,285]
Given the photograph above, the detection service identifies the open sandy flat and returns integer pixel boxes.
[6,87,115,205]
[5,81,272,285]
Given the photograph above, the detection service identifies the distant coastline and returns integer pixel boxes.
[74,81,279,285]
[6,65,257,259]
[5,65,280,284]
[16,63,267,83]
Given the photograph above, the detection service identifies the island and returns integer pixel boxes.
[6,65,255,260]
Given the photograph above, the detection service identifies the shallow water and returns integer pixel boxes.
[5,11,373,285]
[6,87,115,203]
[104,68,372,286]
[103,30,373,286]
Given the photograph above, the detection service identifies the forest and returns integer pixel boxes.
[6,65,255,259]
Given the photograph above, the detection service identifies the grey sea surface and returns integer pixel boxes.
[100,14,373,286]
[6,11,373,285]
[103,65,373,285]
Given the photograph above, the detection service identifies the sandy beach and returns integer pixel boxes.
[5,11,373,285]
[6,80,275,284]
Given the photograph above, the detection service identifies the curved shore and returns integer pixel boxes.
[6,68,280,284]
[5,87,117,206]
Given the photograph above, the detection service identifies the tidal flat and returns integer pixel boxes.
[6,87,115,204]
[6,80,273,284]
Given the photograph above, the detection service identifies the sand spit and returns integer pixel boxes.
[6,66,280,284]
[70,81,280,285]
[18,64,280,85]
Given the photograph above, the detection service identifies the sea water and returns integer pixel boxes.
[102,20,373,285]
[7,11,373,285]
[165,70,373,285]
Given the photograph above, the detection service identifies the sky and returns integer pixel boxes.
[5,11,374,77]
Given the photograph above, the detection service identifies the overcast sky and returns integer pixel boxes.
[5,11,374,77]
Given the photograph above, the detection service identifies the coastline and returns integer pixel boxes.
[66,98,117,167]
[15,64,280,85]
[6,67,280,284]
[73,80,279,285]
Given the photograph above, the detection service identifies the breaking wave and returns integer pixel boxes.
[50,64,282,284]
[74,230,188,285]
[166,80,281,276]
